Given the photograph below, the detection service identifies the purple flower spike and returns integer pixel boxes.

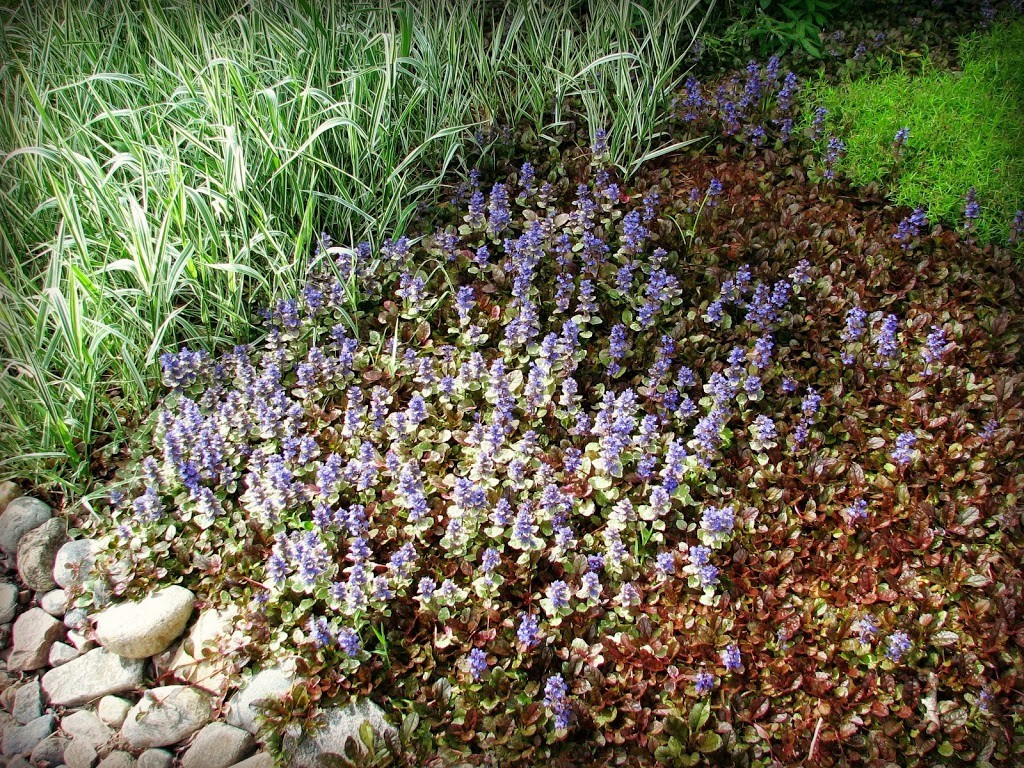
[886,631,912,662]
[721,643,742,672]
[1009,210,1024,245]
[337,627,361,658]
[544,674,571,729]
[467,648,489,681]
[855,614,878,644]
[823,137,846,180]
[517,612,540,648]
[963,187,981,230]
[891,431,917,466]
[695,671,715,694]
[845,498,868,522]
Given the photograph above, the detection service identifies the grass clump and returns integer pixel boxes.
[811,19,1024,243]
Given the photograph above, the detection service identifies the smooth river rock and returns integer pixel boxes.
[225,658,298,734]
[169,606,235,693]
[29,733,67,767]
[226,753,274,768]
[0,580,18,623]
[17,517,67,591]
[8,607,63,671]
[120,686,212,750]
[62,737,98,768]
[284,702,396,768]
[13,679,42,724]
[1,714,55,757]
[61,710,113,749]
[98,695,132,728]
[53,539,98,590]
[137,749,173,768]
[181,722,255,768]
[48,640,81,666]
[0,480,21,516]
[42,647,145,707]
[0,496,51,558]
[40,588,69,616]
[94,586,195,659]
[97,751,137,768]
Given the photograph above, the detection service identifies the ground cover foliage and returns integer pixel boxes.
[64,48,1024,766]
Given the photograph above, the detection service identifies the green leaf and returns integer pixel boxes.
[359,720,376,751]
[697,732,722,753]
[654,746,676,763]
[665,716,690,741]
[400,712,419,740]
[689,701,710,732]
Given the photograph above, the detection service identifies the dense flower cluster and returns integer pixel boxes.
[894,208,929,248]
[672,56,806,148]
[98,118,1017,764]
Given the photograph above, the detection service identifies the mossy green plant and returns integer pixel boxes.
[811,19,1024,245]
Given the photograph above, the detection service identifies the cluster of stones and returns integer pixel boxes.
[0,483,393,768]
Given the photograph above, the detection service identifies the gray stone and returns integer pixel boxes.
[120,686,212,750]
[97,696,132,728]
[8,607,63,671]
[137,749,173,768]
[17,518,67,591]
[41,589,69,617]
[1,713,54,757]
[97,751,136,768]
[60,710,112,749]
[181,722,255,768]
[0,481,20,516]
[0,682,16,712]
[225,659,298,734]
[13,679,41,724]
[49,640,81,666]
[63,737,98,768]
[30,733,68,767]
[285,702,396,768]
[64,608,89,631]
[226,753,274,768]
[42,648,145,708]
[0,713,14,736]
[53,539,98,590]
[94,586,194,659]
[169,607,235,693]
[0,581,17,624]
[66,628,92,650]
[6,755,31,768]
[0,496,51,558]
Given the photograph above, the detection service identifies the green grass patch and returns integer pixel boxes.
[812,19,1024,243]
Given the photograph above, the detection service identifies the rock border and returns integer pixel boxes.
[0,488,392,768]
